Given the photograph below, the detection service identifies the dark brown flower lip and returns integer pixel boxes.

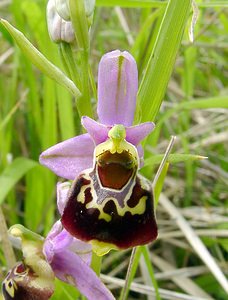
[61,166,158,255]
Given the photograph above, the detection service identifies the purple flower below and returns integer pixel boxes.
[43,220,114,300]
[2,217,114,300]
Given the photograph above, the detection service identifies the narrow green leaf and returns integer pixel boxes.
[96,0,167,8]
[155,96,228,131]
[0,19,81,99]
[69,0,94,118]
[137,0,192,122]
[178,96,228,110]
[119,247,142,300]
[56,85,75,140]
[144,153,207,167]
[96,0,228,8]
[0,158,38,205]
[141,246,161,300]
[198,1,228,8]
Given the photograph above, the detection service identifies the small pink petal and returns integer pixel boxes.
[51,250,115,300]
[44,220,65,262]
[126,122,155,145]
[97,50,138,126]
[39,133,95,180]
[57,182,71,215]
[43,222,112,300]
[44,221,92,265]
[81,116,109,145]
[69,239,92,265]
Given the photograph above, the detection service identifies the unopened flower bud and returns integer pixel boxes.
[84,0,96,18]
[55,0,95,20]
[55,0,70,21]
[47,0,75,43]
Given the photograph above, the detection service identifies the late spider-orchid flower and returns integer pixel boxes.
[43,220,115,300]
[2,223,114,300]
[40,50,158,255]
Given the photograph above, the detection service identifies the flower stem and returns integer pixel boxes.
[69,0,93,119]
[119,247,137,300]
[0,206,16,268]
[152,135,176,188]
[91,251,102,275]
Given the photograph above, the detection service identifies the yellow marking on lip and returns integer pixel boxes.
[86,193,147,222]
[77,183,91,204]
[4,279,16,298]
[90,239,118,256]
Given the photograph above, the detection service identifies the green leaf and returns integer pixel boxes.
[96,0,228,8]
[141,246,161,300]
[137,0,192,122]
[68,0,93,118]
[0,22,13,44]
[144,153,206,167]
[0,19,81,100]
[0,158,38,205]
[177,96,228,110]
[119,247,142,300]
[96,0,167,8]
[155,96,228,133]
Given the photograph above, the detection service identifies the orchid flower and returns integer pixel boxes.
[40,50,158,255]
[43,221,115,300]
[2,225,55,300]
[2,222,114,300]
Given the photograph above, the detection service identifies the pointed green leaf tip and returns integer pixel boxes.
[0,18,81,99]
[144,154,208,167]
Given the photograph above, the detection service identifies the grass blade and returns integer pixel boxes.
[159,193,228,294]
[144,153,207,167]
[0,158,38,205]
[0,19,81,99]
[137,0,192,122]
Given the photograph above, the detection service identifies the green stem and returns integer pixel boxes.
[141,246,161,300]
[119,247,142,300]
[69,0,93,118]
[59,43,81,91]
[91,251,102,275]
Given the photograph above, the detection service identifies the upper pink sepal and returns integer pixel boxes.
[126,122,155,145]
[81,116,109,144]
[97,50,138,126]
